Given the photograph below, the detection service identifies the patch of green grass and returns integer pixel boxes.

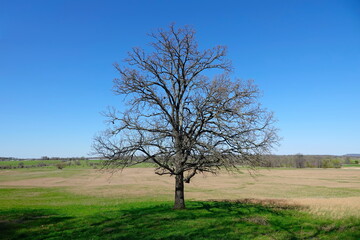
[0,160,62,167]
[0,187,359,240]
[0,160,157,171]
[342,164,360,167]
[0,160,97,170]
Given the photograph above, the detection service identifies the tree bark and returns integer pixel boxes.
[174,172,185,209]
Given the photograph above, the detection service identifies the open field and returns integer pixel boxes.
[1,166,359,239]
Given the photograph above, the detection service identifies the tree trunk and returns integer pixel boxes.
[174,172,185,209]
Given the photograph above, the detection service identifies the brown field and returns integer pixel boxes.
[1,167,359,218]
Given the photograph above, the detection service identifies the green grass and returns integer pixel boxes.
[0,160,97,169]
[0,160,157,170]
[0,160,63,167]
[342,164,360,167]
[0,187,359,240]
[1,167,360,239]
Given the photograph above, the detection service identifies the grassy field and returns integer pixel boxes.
[342,164,360,168]
[0,166,359,239]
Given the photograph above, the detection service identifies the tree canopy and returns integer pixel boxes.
[93,25,279,209]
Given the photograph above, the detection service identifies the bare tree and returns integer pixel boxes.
[294,153,305,168]
[345,156,351,164]
[93,25,278,209]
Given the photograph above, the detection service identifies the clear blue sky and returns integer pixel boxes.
[1,0,359,158]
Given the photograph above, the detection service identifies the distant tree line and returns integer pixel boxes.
[0,158,102,170]
[0,155,358,170]
[0,156,102,161]
[260,154,359,168]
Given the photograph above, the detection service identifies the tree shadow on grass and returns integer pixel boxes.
[1,201,359,240]
[84,201,360,240]
[0,209,73,240]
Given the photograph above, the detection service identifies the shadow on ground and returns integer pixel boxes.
[1,201,359,240]
[0,209,73,239]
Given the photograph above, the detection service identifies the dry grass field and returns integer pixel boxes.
[1,167,359,219]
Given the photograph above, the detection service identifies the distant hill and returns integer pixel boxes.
[344,154,360,157]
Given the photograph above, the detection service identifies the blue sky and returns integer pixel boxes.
[1,0,359,158]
